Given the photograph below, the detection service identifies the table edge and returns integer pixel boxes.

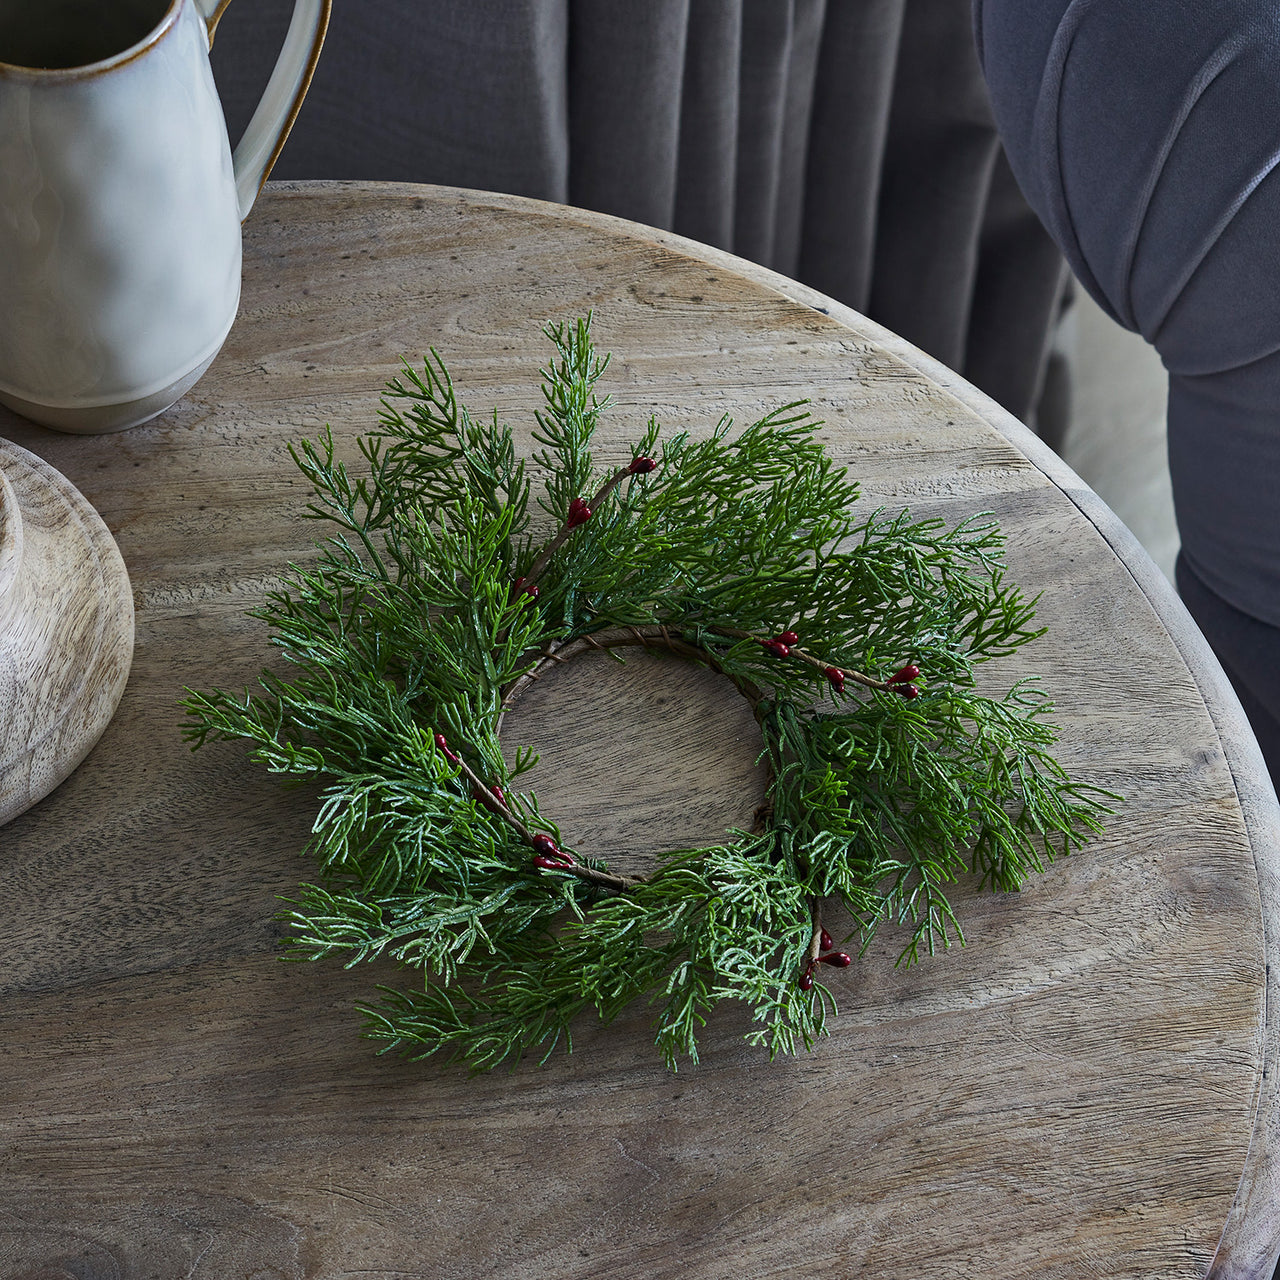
[264,179,1280,1277]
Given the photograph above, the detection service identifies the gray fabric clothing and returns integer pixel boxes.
[1177,552,1280,785]
[210,0,1066,426]
[975,0,1280,630]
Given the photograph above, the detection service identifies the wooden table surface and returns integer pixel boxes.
[2,182,1279,1280]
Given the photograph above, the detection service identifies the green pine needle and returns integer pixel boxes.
[182,314,1116,1072]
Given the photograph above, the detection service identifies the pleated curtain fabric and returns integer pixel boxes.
[211,0,1065,429]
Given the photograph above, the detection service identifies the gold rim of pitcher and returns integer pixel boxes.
[253,0,330,207]
[0,0,182,81]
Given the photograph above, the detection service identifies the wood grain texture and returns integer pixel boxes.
[0,438,134,826]
[0,181,1277,1280]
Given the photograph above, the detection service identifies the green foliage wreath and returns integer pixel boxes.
[183,316,1111,1071]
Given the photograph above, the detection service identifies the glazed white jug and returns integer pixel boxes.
[0,0,330,432]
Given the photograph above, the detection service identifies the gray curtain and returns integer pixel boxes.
[211,0,1066,431]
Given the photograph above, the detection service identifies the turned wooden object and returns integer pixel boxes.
[0,440,133,826]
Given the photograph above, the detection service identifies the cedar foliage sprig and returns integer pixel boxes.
[182,315,1113,1072]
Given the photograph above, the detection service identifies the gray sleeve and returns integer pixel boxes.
[975,0,1280,627]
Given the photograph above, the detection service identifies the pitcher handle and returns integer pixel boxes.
[195,0,332,220]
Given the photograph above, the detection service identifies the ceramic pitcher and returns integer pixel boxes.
[0,0,330,433]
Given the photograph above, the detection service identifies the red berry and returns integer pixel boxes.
[776,631,799,646]
[824,666,846,693]
[532,830,576,870]
[566,497,592,528]
[473,782,507,808]
[895,683,920,700]
[762,638,790,658]
[434,732,459,764]
[530,834,576,867]
[820,928,833,951]
[628,456,658,474]
[534,853,575,870]
[511,577,540,601]
[819,951,852,967]
[799,965,815,991]
[888,664,920,684]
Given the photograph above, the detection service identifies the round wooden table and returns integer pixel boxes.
[2,182,1278,1280]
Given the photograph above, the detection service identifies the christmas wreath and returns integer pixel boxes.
[183,316,1111,1071]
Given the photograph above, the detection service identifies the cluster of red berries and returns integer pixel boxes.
[566,496,592,529]
[761,630,799,658]
[530,832,576,870]
[799,927,852,990]
[793,931,855,988]
[886,663,920,699]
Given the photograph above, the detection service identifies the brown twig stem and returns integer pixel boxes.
[518,461,647,592]
[501,624,905,712]
[499,626,766,713]
[537,859,637,893]
[807,898,825,967]
[801,897,850,986]
[440,735,637,893]
[709,626,897,693]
